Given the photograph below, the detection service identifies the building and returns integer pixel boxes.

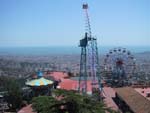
[115,87,150,113]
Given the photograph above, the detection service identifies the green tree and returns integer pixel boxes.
[32,96,61,113]
[1,76,23,111]
[32,89,117,113]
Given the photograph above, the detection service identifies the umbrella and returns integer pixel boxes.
[26,77,53,87]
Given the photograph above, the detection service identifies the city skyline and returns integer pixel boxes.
[0,0,149,47]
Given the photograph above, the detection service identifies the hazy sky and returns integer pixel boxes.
[0,0,149,47]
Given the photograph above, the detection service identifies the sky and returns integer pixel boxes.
[0,0,149,47]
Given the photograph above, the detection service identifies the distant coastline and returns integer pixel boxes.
[0,46,149,56]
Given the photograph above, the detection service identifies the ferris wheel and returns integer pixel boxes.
[103,47,136,86]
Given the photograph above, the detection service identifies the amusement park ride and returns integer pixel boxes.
[78,4,137,94]
[78,4,102,95]
[103,47,136,87]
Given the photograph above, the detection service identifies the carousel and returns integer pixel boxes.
[26,71,54,96]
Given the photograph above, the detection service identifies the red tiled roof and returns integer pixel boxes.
[45,72,95,93]
[45,72,68,81]
[134,88,150,100]
[59,79,94,94]
[103,87,119,111]
[18,104,36,113]
[115,87,150,113]
[44,72,101,93]
[59,79,78,90]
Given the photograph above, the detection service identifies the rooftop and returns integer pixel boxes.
[115,87,150,113]
[18,105,35,113]
[103,87,119,111]
[134,88,150,100]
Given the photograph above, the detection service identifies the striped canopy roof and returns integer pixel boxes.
[26,77,53,86]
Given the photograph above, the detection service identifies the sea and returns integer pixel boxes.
[0,46,149,56]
